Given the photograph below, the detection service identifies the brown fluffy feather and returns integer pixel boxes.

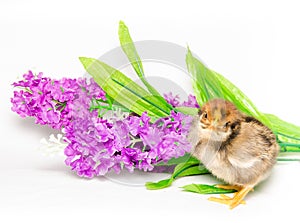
[188,98,279,187]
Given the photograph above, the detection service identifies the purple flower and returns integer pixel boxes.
[11,71,106,129]
[140,126,163,147]
[163,92,180,107]
[182,94,200,108]
[63,109,193,177]
[121,148,140,172]
[112,120,131,149]
[64,114,115,178]
[69,156,96,178]
[11,71,195,178]
[11,90,31,118]
[163,92,199,108]
[127,115,141,136]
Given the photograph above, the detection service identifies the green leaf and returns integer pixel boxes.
[155,153,199,166]
[186,47,223,104]
[214,71,270,126]
[265,114,300,139]
[175,107,198,116]
[118,21,173,111]
[145,164,209,190]
[79,57,170,121]
[145,179,173,190]
[176,165,210,178]
[186,48,270,126]
[186,48,300,152]
[145,158,209,190]
[118,21,145,82]
[181,184,236,194]
[265,114,300,152]
[172,162,209,179]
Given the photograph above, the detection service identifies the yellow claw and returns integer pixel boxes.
[220,194,232,200]
[229,186,252,209]
[208,185,252,209]
[208,196,232,205]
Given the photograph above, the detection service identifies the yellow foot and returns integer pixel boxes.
[208,186,253,209]
[208,193,246,206]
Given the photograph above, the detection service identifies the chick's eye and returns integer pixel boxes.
[224,122,230,128]
[203,112,208,119]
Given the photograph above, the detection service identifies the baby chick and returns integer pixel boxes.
[188,99,279,209]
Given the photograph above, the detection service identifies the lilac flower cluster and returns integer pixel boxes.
[11,71,105,129]
[164,92,199,108]
[11,71,198,178]
[64,108,193,177]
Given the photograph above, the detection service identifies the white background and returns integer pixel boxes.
[1,0,300,222]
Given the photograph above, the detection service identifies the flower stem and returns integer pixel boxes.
[130,138,143,147]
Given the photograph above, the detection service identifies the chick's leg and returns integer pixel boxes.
[208,185,252,209]
[208,196,232,205]
[207,184,241,205]
[229,186,253,209]
[208,194,246,205]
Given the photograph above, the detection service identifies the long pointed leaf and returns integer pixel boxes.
[155,153,199,166]
[186,47,222,103]
[182,184,236,194]
[118,21,173,110]
[186,48,270,126]
[145,158,209,190]
[214,71,270,125]
[118,21,145,80]
[265,113,300,152]
[145,179,173,190]
[145,163,209,190]
[265,114,300,139]
[175,106,198,116]
[185,48,300,151]
[79,57,170,120]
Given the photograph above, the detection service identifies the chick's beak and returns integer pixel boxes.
[209,111,222,130]
[208,119,219,130]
